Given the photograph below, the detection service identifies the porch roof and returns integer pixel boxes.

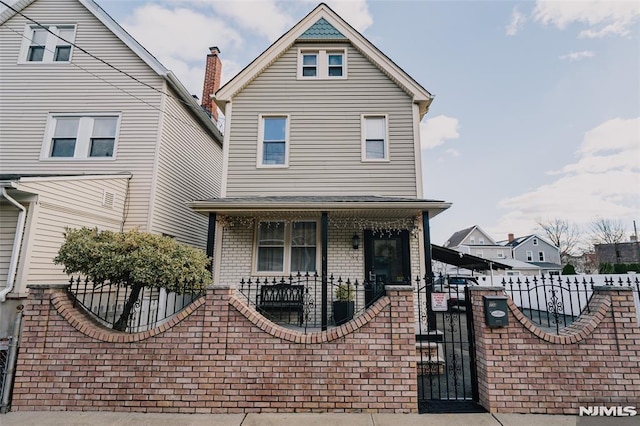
[189,195,451,218]
[432,245,512,271]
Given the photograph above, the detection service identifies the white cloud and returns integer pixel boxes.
[120,4,244,95]
[420,115,460,150]
[559,50,595,61]
[533,0,640,38]
[495,117,640,239]
[212,0,294,41]
[324,0,373,33]
[445,149,460,157]
[506,7,526,36]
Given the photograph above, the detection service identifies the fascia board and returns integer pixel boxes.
[0,0,36,25]
[79,0,167,76]
[16,173,133,183]
[189,200,452,214]
[216,4,432,107]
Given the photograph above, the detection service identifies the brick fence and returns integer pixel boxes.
[11,284,417,413]
[470,286,640,414]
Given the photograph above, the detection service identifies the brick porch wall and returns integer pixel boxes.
[11,284,417,413]
[470,286,640,414]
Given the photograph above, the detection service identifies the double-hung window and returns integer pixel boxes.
[301,53,318,77]
[42,114,120,159]
[21,24,76,63]
[362,115,388,161]
[538,251,545,262]
[298,49,346,79]
[258,115,289,167]
[526,251,533,261]
[256,221,318,274]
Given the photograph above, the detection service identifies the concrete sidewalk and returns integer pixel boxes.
[1,411,581,426]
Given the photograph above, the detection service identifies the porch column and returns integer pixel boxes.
[422,211,436,331]
[321,211,328,331]
[206,213,216,277]
[206,213,216,259]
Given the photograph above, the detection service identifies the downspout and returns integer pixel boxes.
[1,186,27,302]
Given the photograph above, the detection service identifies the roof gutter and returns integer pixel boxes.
[189,200,452,215]
[0,185,26,302]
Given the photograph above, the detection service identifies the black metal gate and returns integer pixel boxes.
[415,278,482,413]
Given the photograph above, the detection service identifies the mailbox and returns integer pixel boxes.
[483,295,508,328]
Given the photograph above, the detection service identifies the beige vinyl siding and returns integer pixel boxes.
[151,88,223,248]
[0,0,162,230]
[0,206,19,289]
[225,43,417,197]
[15,177,129,285]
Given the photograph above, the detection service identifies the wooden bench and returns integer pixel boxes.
[256,284,305,326]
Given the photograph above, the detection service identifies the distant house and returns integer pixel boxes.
[500,234,562,275]
[0,0,223,337]
[190,4,451,327]
[594,240,640,266]
[443,226,562,276]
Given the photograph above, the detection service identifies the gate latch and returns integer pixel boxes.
[483,295,508,328]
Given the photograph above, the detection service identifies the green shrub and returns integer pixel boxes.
[562,264,577,275]
[55,227,212,330]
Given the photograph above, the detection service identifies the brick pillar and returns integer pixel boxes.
[470,285,640,414]
[384,285,418,412]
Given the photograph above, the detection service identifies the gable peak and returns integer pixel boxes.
[299,17,346,40]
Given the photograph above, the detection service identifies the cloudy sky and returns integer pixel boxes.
[5,0,638,246]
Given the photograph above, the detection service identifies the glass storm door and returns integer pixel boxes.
[363,230,411,306]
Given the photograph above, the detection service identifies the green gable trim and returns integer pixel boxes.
[298,18,346,39]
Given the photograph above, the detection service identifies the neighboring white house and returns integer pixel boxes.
[443,226,562,276]
[190,4,451,328]
[0,0,223,337]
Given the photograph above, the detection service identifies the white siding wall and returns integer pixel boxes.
[16,177,129,286]
[151,88,223,248]
[225,43,417,197]
[0,205,19,289]
[0,0,163,230]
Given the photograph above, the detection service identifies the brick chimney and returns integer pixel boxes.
[202,46,222,122]
[508,233,514,242]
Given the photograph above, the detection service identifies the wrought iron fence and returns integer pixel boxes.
[68,277,206,333]
[238,272,386,331]
[502,274,640,334]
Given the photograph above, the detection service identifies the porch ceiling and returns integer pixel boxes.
[189,195,451,218]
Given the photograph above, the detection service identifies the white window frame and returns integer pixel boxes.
[497,250,505,259]
[469,237,475,244]
[253,220,320,275]
[538,251,545,262]
[19,24,76,64]
[257,114,290,168]
[526,251,533,262]
[40,113,121,160]
[533,237,538,246]
[479,238,485,244]
[361,114,389,162]
[297,48,347,80]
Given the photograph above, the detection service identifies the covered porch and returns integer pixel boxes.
[190,195,451,330]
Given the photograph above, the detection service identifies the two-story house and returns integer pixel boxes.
[443,225,562,276]
[190,3,451,328]
[0,0,223,337]
[501,234,562,274]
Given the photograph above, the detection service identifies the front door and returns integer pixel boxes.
[363,230,411,306]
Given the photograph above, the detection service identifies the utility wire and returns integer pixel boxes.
[0,0,222,138]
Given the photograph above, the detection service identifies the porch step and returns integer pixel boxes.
[415,341,445,375]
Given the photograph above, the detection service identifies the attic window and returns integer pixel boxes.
[298,48,347,80]
[20,24,76,64]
